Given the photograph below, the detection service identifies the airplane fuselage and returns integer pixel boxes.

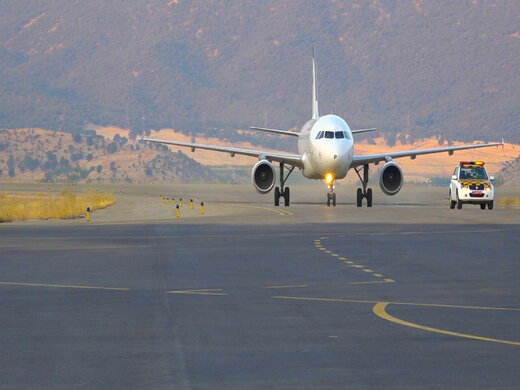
[298,114,354,181]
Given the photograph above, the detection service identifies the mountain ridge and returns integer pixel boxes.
[0,1,518,142]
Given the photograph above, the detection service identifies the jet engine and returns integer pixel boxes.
[252,160,276,193]
[379,161,403,196]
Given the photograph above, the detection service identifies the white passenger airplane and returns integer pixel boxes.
[141,48,502,207]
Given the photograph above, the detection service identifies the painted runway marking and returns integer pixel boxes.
[167,288,227,296]
[373,302,520,347]
[0,281,130,291]
[265,284,308,289]
[273,295,520,311]
[249,206,293,216]
[314,237,393,282]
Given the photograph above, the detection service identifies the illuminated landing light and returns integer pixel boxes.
[325,173,334,184]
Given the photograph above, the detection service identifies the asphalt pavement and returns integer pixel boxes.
[1,184,519,389]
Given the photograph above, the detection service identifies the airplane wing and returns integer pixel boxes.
[140,137,304,168]
[350,141,503,168]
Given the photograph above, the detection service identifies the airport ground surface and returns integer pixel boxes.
[1,183,519,389]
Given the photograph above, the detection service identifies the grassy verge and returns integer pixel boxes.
[0,189,115,222]
[498,197,520,207]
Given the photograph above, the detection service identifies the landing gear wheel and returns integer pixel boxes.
[367,188,373,207]
[274,186,280,206]
[480,204,486,210]
[284,187,290,207]
[488,201,494,210]
[327,193,331,207]
[356,188,363,207]
[332,193,336,207]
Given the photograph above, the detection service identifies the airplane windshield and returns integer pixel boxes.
[316,130,350,140]
[459,166,488,180]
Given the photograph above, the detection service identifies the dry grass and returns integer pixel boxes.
[498,197,520,207]
[0,189,115,222]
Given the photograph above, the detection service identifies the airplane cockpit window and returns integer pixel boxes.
[335,131,345,139]
[324,131,334,139]
[316,131,324,139]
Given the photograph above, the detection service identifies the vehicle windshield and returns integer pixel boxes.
[459,166,488,180]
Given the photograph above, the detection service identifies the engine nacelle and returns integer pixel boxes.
[379,161,403,196]
[252,160,276,194]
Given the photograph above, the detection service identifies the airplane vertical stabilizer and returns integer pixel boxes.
[312,44,319,119]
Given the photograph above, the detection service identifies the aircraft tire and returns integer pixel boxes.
[356,188,363,207]
[284,187,290,207]
[274,187,280,206]
[332,193,336,207]
[367,188,373,207]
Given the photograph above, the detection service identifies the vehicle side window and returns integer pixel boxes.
[324,131,334,139]
[335,131,344,139]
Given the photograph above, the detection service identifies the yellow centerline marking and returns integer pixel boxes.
[273,295,520,311]
[167,288,227,296]
[0,281,130,291]
[373,302,520,347]
[363,269,373,273]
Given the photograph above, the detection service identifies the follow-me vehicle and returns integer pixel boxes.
[141,47,502,207]
[449,161,495,210]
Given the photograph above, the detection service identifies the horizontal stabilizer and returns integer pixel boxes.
[351,128,377,134]
[249,127,299,137]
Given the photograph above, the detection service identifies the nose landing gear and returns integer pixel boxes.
[355,164,373,207]
[326,185,336,207]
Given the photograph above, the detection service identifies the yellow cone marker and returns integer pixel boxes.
[176,204,180,218]
[200,201,204,214]
[86,206,91,222]
[190,199,193,209]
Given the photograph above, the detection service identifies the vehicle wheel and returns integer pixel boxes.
[449,191,456,209]
[327,193,331,207]
[367,188,373,207]
[488,201,493,210]
[284,187,290,207]
[480,204,486,210]
[274,186,280,206]
[356,188,363,207]
[332,193,336,207]
[456,191,463,209]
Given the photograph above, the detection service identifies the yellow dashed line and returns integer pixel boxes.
[314,237,393,282]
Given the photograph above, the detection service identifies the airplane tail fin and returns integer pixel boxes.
[312,43,319,119]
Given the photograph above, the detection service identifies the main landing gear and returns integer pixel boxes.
[274,162,294,207]
[354,164,373,207]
